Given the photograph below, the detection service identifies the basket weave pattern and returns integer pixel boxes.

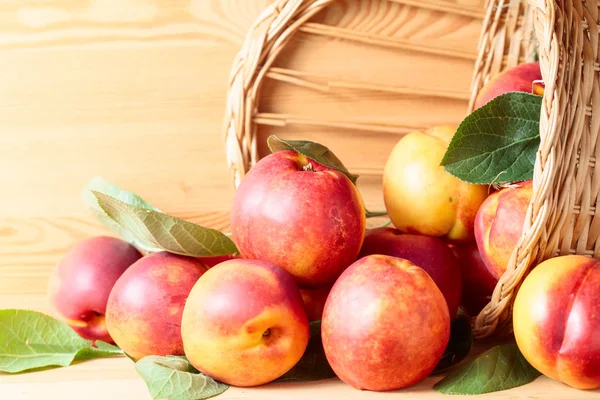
[471,0,599,338]
[223,0,479,188]
[223,0,336,189]
[223,0,597,339]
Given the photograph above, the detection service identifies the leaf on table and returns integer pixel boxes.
[433,343,541,395]
[440,92,541,184]
[431,314,473,374]
[93,340,123,352]
[135,355,228,400]
[82,177,163,253]
[0,309,122,373]
[92,191,238,257]
[267,135,359,184]
[75,340,124,361]
[275,320,336,382]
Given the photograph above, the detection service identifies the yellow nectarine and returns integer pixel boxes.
[382,126,489,243]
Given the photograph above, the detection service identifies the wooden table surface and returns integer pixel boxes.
[1,0,598,399]
[3,344,600,400]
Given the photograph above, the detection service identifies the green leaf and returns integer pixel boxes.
[267,135,359,184]
[275,320,336,382]
[82,177,163,253]
[0,309,122,373]
[83,176,159,211]
[93,340,123,353]
[440,92,541,184]
[92,191,238,257]
[431,314,473,374]
[76,340,124,361]
[433,343,541,395]
[135,355,228,400]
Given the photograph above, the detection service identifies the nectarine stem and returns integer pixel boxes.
[303,163,314,172]
[366,209,387,218]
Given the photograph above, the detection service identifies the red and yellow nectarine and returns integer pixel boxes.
[47,236,142,343]
[358,227,462,318]
[322,255,450,391]
[474,62,545,109]
[181,258,310,387]
[474,180,532,279]
[514,255,600,390]
[230,149,366,288]
[105,252,207,360]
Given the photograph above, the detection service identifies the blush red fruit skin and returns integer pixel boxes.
[299,286,331,322]
[196,254,238,269]
[105,251,207,360]
[358,227,462,319]
[451,243,498,316]
[322,255,451,391]
[181,259,310,387]
[513,255,600,390]
[47,236,142,343]
[474,62,545,108]
[230,150,366,288]
[474,180,533,279]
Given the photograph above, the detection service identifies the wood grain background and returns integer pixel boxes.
[0,0,483,315]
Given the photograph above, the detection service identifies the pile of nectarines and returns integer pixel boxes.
[46,60,600,393]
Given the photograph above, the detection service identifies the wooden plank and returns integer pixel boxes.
[0,0,484,221]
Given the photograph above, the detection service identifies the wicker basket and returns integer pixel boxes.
[223,0,595,340]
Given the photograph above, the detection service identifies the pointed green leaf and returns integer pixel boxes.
[440,92,541,184]
[75,340,124,361]
[135,355,228,400]
[82,177,163,253]
[433,343,541,394]
[275,320,336,382]
[0,309,122,373]
[82,176,159,211]
[92,191,238,257]
[267,135,359,184]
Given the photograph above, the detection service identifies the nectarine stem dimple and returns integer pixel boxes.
[263,328,271,337]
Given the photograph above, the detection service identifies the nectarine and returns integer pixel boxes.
[474,180,532,279]
[299,286,331,322]
[382,126,489,243]
[514,255,600,389]
[105,252,207,360]
[47,236,142,343]
[322,255,450,391]
[474,62,544,109]
[358,227,462,318]
[230,149,366,287]
[181,258,310,387]
[451,243,497,316]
